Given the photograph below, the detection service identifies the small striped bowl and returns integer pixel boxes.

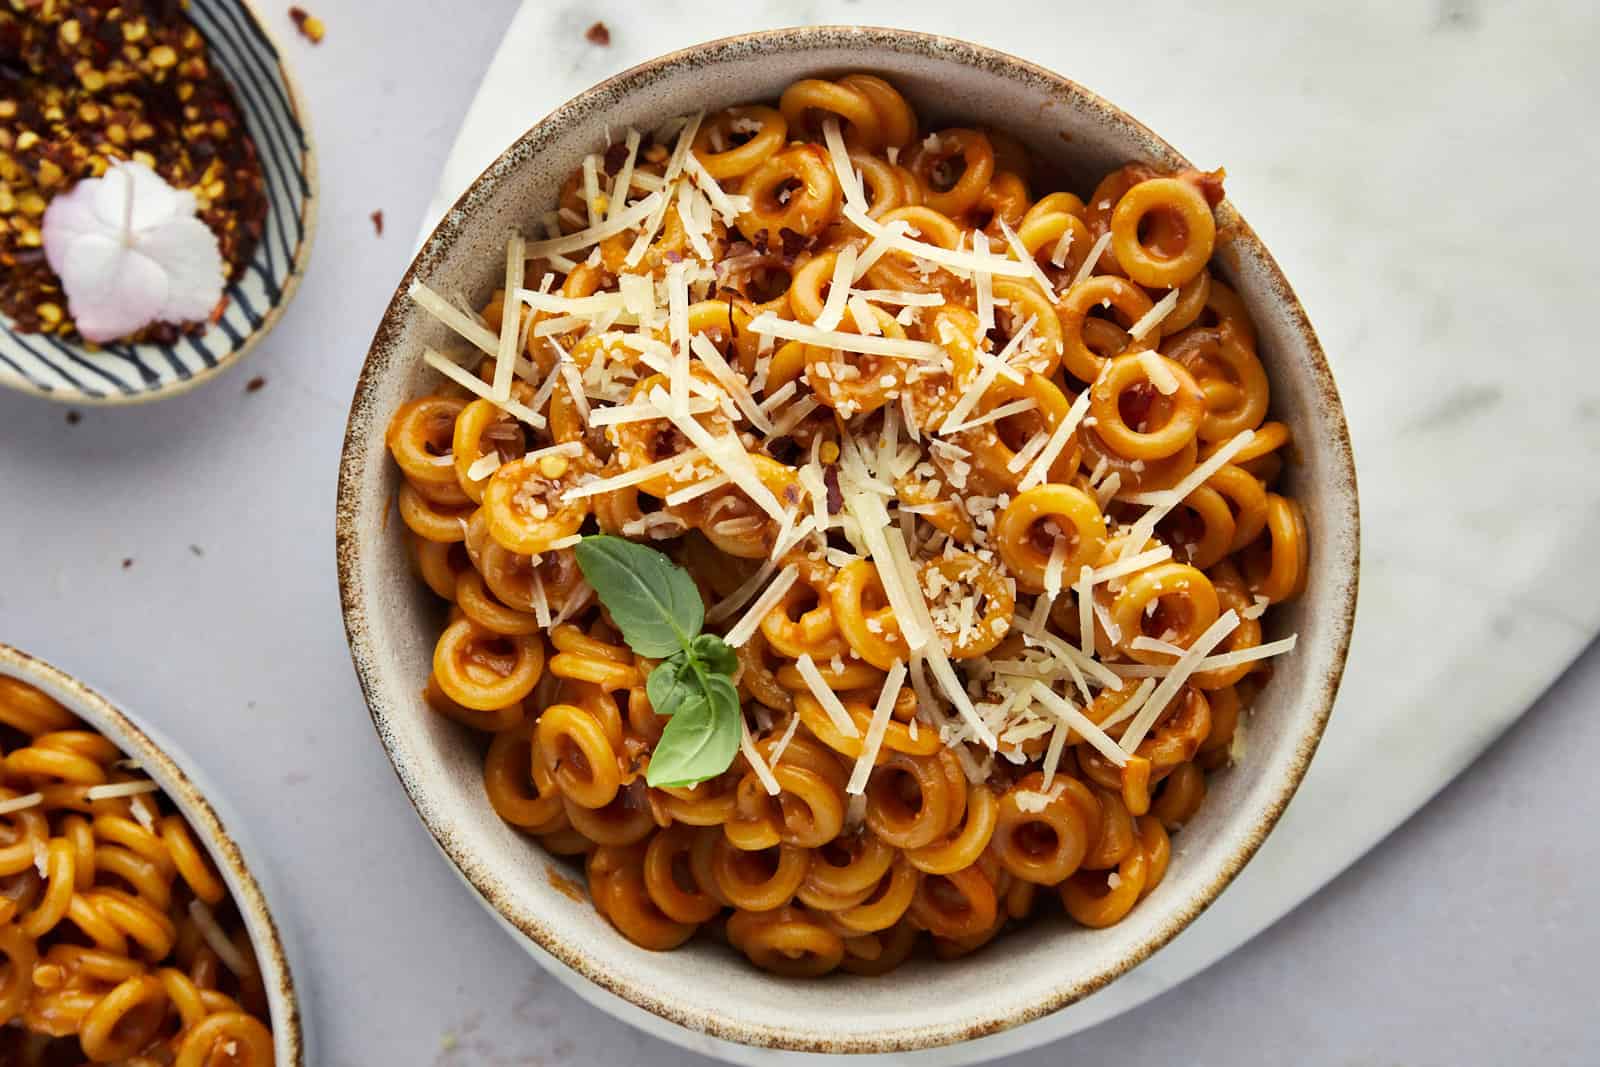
[0,0,317,405]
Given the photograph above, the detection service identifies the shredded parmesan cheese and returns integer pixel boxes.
[795,655,862,738]
[722,564,800,645]
[847,660,907,793]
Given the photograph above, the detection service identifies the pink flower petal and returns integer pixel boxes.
[59,235,169,343]
[138,215,225,323]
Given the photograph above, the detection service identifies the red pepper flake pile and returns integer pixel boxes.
[369,208,382,236]
[287,6,323,44]
[0,1,268,342]
[585,21,610,45]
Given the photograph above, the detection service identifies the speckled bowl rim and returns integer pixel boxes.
[337,25,1359,1054]
[0,644,305,1064]
[0,0,319,408]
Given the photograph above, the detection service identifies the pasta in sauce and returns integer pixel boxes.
[0,676,275,1063]
[388,74,1307,976]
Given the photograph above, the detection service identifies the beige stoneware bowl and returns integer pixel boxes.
[336,26,1358,1058]
[0,645,306,1064]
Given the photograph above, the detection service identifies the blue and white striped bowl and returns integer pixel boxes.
[0,0,317,405]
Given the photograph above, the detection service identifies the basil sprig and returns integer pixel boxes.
[574,535,742,788]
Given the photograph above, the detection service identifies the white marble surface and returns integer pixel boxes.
[1,0,1597,1064]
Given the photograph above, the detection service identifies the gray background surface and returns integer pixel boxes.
[1,1,1596,1063]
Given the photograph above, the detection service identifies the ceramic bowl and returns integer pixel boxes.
[0,0,316,405]
[336,25,1359,1058]
[0,644,307,1063]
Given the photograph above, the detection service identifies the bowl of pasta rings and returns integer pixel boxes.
[0,645,303,1065]
[337,25,1359,1057]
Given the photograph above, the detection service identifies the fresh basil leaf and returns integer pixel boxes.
[645,652,697,718]
[644,672,741,788]
[690,633,738,677]
[574,535,704,658]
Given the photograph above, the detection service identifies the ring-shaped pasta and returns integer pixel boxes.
[903,129,995,218]
[969,171,1030,238]
[990,773,1099,884]
[803,303,912,419]
[77,974,168,1062]
[643,824,723,924]
[481,450,595,555]
[830,853,921,933]
[398,480,471,544]
[1110,177,1217,288]
[865,750,963,850]
[589,845,697,951]
[1078,426,1198,499]
[1056,276,1155,384]
[535,703,622,809]
[426,673,524,733]
[1088,352,1205,460]
[1110,562,1222,665]
[0,676,80,736]
[837,73,917,148]
[919,554,1015,659]
[729,906,846,976]
[1135,814,1172,898]
[760,558,848,660]
[735,144,842,245]
[1156,485,1237,570]
[779,78,883,148]
[1017,209,1092,286]
[455,570,542,637]
[906,783,998,875]
[1152,761,1208,830]
[563,790,655,846]
[908,863,998,940]
[692,105,788,179]
[1060,834,1149,928]
[484,722,565,830]
[829,560,909,671]
[410,535,468,601]
[451,397,526,503]
[432,618,544,711]
[990,279,1065,376]
[961,371,1083,492]
[1241,493,1309,604]
[711,837,810,912]
[172,1010,275,1067]
[993,484,1107,594]
[802,832,896,900]
[386,395,465,490]
[1162,323,1269,441]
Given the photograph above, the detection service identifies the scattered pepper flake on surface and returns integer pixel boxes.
[370,209,383,236]
[585,21,610,45]
[287,7,325,43]
[189,544,204,557]
[65,410,81,425]
[121,558,133,569]
[245,375,266,393]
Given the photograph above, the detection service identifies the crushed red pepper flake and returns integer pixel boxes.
[369,209,383,236]
[64,409,81,425]
[121,557,133,569]
[585,21,610,45]
[0,1,268,341]
[245,375,265,393]
[287,6,324,44]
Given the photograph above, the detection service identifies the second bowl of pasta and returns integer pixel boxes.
[337,25,1358,1059]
